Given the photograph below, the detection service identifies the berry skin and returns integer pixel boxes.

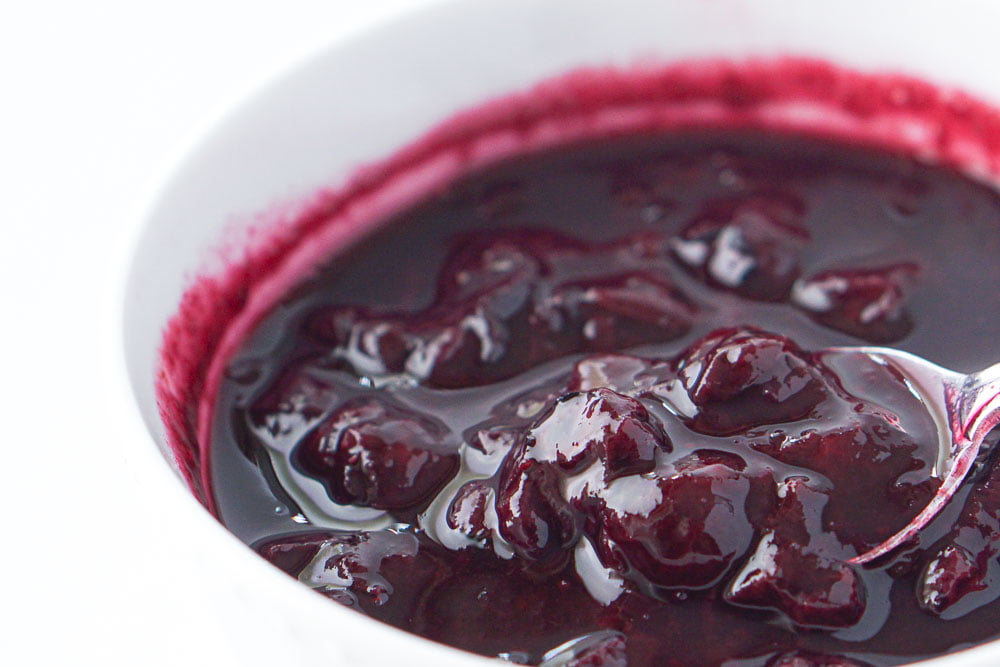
[544,272,695,351]
[294,398,459,511]
[255,532,329,577]
[670,193,808,301]
[917,461,1000,617]
[725,478,866,629]
[593,451,755,592]
[494,457,579,570]
[248,361,341,441]
[447,480,494,542]
[495,388,670,569]
[673,328,827,435]
[751,417,938,551]
[525,388,667,478]
[791,263,919,343]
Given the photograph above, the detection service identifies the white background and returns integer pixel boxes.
[0,1,432,664]
[8,2,1000,666]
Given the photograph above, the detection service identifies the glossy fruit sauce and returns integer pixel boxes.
[202,128,1000,666]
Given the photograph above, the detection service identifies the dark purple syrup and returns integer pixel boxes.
[210,130,1000,666]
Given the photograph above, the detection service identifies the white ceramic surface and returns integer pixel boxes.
[118,0,1000,664]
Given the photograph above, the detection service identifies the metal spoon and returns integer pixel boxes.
[813,347,1000,565]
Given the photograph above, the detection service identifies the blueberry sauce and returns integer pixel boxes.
[207,130,1000,665]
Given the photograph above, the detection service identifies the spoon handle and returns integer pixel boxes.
[958,361,1000,446]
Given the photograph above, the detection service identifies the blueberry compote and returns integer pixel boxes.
[211,131,1000,666]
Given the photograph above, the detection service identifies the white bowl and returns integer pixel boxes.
[117,0,1000,664]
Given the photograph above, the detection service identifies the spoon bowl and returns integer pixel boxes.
[814,347,1000,564]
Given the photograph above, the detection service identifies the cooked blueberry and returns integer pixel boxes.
[674,328,827,435]
[725,479,866,628]
[752,417,938,550]
[404,245,539,387]
[792,263,919,343]
[918,544,988,615]
[596,452,754,591]
[294,399,459,510]
[254,530,423,608]
[527,389,667,478]
[468,427,520,457]
[494,457,579,569]
[917,463,1000,616]
[446,479,494,542]
[494,389,672,569]
[247,361,341,441]
[346,319,419,374]
[406,315,514,387]
[435,234,547,303]
[255,532,329,577]
[670,193,808,301]
[545,273,695,350]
